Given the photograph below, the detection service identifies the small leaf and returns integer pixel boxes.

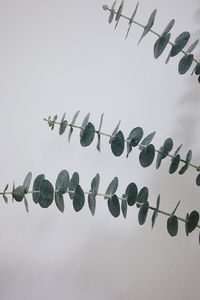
[137,186,148,207]
[127,127,143,147]
[139,131,156,150]
[80,122,95,147]
[108,1,116,24]
[187,211,199,233]
[109,121,121,143]
[125,182,138,206]
[162,138,173,158]
[154,33,171,59]
[139,144,155,167]
[167,215,178,237]
[186,39,199,54]
[73,185,85,212]
[32,174,45,204]
[108,194,120,217]
[178,54,193,74]
[13,186,25,202]
[196,173,200,186]
[172,144,182,157]
[151,194,160,228]
[111,130,125,156]
[195,63,200,75]
[69,172,79,199]
[105,177,118,199]
[162,19,175,35]
[59,120,68,135]
[91,173,100,197]
[169,154,180,174]
[138,201,149,225]
[80,113,90,137]
[125,1,139,39]
[114,0,124,29]
[23,172,32,194]
[138,9,157,44]
[24,195,29,213]
[179,149,192,175]
[170,32,190,57]
[156,146,164,169]
[38,179,54,208]
[121,198,127,218]
[97,113,104,152]
[88,193,96,216]
[68,110,80,142]
[55,170,69,194]
[55,192,64,213]
[185,213,189,236]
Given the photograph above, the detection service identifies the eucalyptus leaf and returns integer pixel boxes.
[186,39,199,54]
[24,195,29,213]
[156,146,164,169]
[3,184,8,203]
[178,54,193,74]
[196,173,200,186]
[38,179,54,208]
[179,149,192,175]
[68,110,80,142]
[170,31,190,57]
[56,170,69,194]
[109,121,121,144]
[13,186,25,202]
[151,194,160,229]
[125,1,139,39]
[162,19,175,35]
[114,0,124,29]
[91,173,100,197]
[187,211,199,233]
[185,213,189,236]
[127,127,143,147]
[108,194,120,217]
[88,192,96,216]
[32,174,45,204]
[162,138,173,158]
[139,131,156,150]
[59,120,68,135]
[55,192,64,213]
[23,172,32,194]
[80,122,95,147]
[137,186,148,207]
[195,63,200,75]
[138,9,157,44]
[167,215,178,237]
[121,198,127,218]
[111,130,125,156]
[80,113,90,138]
[169,154,180,174]
[139,144,155,167]
[138,201,149,225]
[125,182,138,206]
[97,113,104,152]
[105,177,118,199]
[73,185,85,212]
[69,172,79,199]
[154,33,171,59]
[172,144,182,157]
[108,1,116,24]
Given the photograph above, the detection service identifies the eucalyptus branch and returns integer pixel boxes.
[44,112,200,188]
[1,171,200,242]
[102,2,200,83]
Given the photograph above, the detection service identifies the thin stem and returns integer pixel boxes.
[44,117,200,171]
[1,187,199,229]
[103,5,199,64]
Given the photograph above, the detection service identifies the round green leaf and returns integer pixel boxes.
[170,32,190,57]
[138,201,149,225]
[91,173,100,197]
[32,174,45,204]
[121,198,127,218]
[127,127,143,147]
[188,211,199,233]
[167,215,178,237]
[55,192,64,213]
[108,194,120,217]
[125,182,137,206]
[55,169,69,194]
[38,179,54,208]
[23,172,32,194]
[162,19,175,35]
[195,63,200,75]
[13,186,25,202]
[169,154,180,174]
[178,54,193,74]
[111,130,125,156]
[88,192,96,216]
[162,138,173,158]
[139,144,155,167]
[154,33,171,59]
[59,120,68,135]
[69,172,79,199]
[139,131,156,150]
[73,185,85,212]
[105,177,118,199]
[179,149,192,175]
[137,186,148,207]
[196,173,200,186]
[80,122,95,147]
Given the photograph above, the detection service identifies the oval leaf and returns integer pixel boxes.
[188,211,199,233]
[38,179,54,208]
[111,130,125,156]
[108,194,120,217]
[138,9,157,44]
[105,177,119,199]
[13,186,25,202]
[170,31,190,57]
[23,172,32,194]
[154,33,171,59]
[121,198,127,218]
[162,19,175,35]
[139,131,156,150]
[88,192,96,216]
[69,172,79,199]
[196,173,200,186]
[125,182,138,206]
[139,144,155,167]
[56,169,69,194]
[80,122,95,147]
[55,192,64,212]
[178,54,193,74]
[169,154,180,174]
[91,173,100,197]
[138,201,149,225]
[59,120,68,135]
[73,185,85,212]
[162,138,173,158]
[128,127,143,147]
[167,215,178,237]
[32,174,45,204]
[137,186,149,207]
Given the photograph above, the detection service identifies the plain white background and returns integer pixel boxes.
[0,0,200,299]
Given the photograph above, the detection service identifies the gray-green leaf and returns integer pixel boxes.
[73,185,85,212]
[154,33,171,59]
[139,144,155,167]
[80,122,95,147]
[178,54,193,74]
[38,179,54,208]
[138,9,157,44]
[32,174,45,204]
[111,130,125,156]
[108,194,120,217]
[105,177,118,199]
[55,170,69,194]
[138,201,149,225]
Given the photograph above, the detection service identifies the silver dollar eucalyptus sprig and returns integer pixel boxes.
[102,1,200,83]
[44,112,200,187]
[1,171,200,243]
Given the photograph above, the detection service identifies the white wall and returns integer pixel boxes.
[0,0,200,299]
